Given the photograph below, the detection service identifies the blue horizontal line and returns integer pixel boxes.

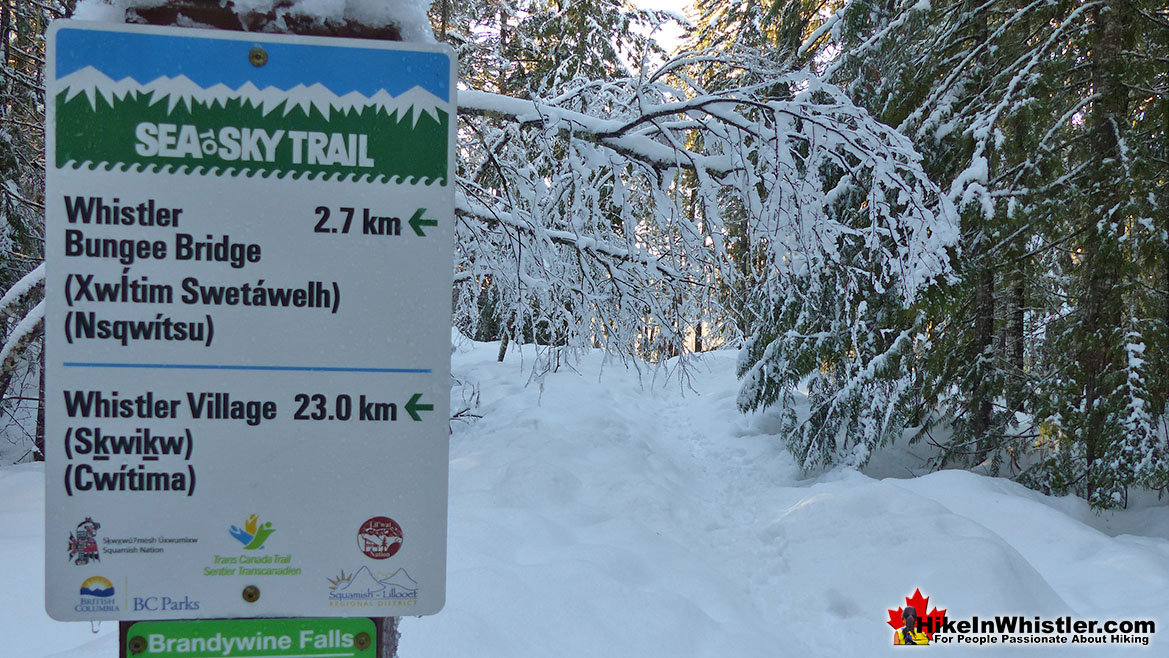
[62,362,431,374]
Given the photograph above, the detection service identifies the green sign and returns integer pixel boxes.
[124,618,376,657]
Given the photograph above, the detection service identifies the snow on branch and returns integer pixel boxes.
[453,53,955,361]
[0,301,44,384]
[0,264,45,384]
[0,263,44,319]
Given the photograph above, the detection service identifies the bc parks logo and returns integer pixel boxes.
[229,513,275,550]
[132,594,200,612]
[327,566,418,608]
[76,576,119,613]
[68,517,101,565]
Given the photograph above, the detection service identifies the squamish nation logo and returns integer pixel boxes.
[888,589,947,646]
[68,517,101,565]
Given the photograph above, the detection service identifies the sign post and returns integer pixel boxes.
[44,20,455,638]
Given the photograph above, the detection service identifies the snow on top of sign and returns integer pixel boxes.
[57,65,449,123]
[72,0,436,43]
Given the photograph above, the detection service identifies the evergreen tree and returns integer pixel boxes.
[0,0,72,461]
[728,0,1169,506]
[727,0,957,468]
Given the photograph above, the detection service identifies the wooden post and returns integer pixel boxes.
[378,617,400,658]
[112,2,410,655]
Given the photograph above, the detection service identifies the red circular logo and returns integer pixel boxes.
[357,517,403,559]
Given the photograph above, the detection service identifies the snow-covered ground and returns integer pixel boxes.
[5,337,1167,656]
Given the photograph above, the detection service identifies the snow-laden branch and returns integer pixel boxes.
[0,264,46,384]
[453,54,956,360]
[0,264,45,319]
[456,192,690,282]
[459,89,737,175]
[0,301,44,384]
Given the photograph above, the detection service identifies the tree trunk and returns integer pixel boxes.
[1080,1,1131,500]
[497,329,510,362]
[439,0,449,42]
[34,339,44,461]
[379,617,399,658]
[971,264,995,460]
[1009,273,1024,411]
[1,1,11,68]
[968,0,995,463]
[498,6,508,95]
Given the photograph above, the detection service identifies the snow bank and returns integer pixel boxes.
[4,338,1166,656]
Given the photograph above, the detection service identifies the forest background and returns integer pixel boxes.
[1,0,1166,509]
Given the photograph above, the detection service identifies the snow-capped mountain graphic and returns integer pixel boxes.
[56,66,449,123]
[333,566,419,594]
[380,568,418,591]
[374,86,446,126]
[334,566,387,594]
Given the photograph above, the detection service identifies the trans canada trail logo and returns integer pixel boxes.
[888,588,947,646]
[205,514,298,577]
[68,517,101,565]
[357,516,403,559]
[229,513,275,550]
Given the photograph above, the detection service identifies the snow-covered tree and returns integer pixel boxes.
[0,0,71,461]
[10,0,1160,508]
[693,1,956,469]
[455,41,954,372]
[716,0,1168,506]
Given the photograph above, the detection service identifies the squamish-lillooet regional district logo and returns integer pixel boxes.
[327,566,418,608]
[68,517,101,565]
[889,588,946,645]
[229,514,275,550]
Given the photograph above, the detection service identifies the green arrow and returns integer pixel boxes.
[408,208,438,236]
[405,393,434,421]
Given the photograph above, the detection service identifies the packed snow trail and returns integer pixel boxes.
[3,336,1167,656]
[400,338,1167,656]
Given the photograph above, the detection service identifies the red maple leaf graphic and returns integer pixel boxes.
[887,588,948,640]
